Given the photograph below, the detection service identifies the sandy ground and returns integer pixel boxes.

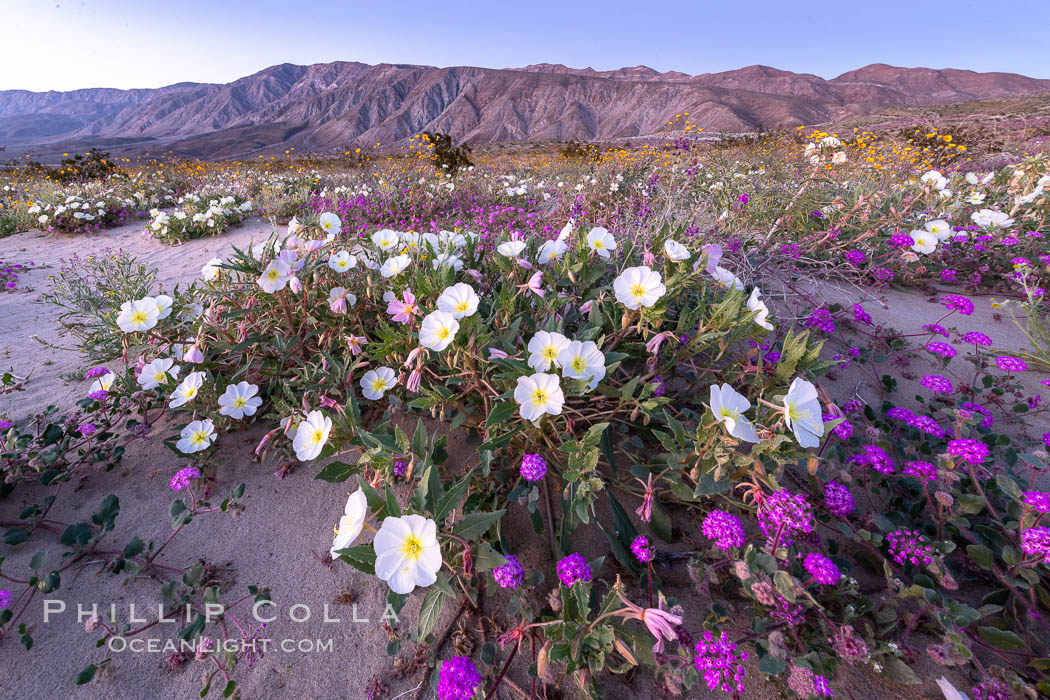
[1,220,1043,699]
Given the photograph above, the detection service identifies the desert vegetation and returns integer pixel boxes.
[1,115,1049,700]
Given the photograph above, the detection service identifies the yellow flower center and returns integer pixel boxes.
[233,397,247,408]
[153,371,166,382]
[309,428,325,445]
[593,240,604,249]
[531,387,549,406]
[630,283,646,299]
[190,429,210,446]
[266,268,280,281]
[542,346,559,361]
[130,310,147,324]
[571,357,586,372]
[437,327,451,340]
[370,378,388,393]
[455,301,469,313]
[401,533,423,561]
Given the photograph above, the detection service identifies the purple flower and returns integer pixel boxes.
[941,294,974,315]
[921,375,954,393]
[852,304,872,326]
[702,510,746,550]
[392,455,408,478]
[77,423,97,436]
[909,415,950,440]
[962,331,993,346]
[0,419,12,431]
[694,631,748,694]
[940,269,958,282]
[492,554,525,589]
[85,366,109,379]
[1021,528,1050,564]
[871,267,894,282]
[169,466,201,491]
[88,389,109,401]
[947,438,989,466]
[805,309,836,333]
[887,529,935,567]
[924,323,949,337]
[1022,491,1050,514]
[758,490,813,547]
[437,656,482,700]
[995,356,1028,373]
[886,407,915,423]
[845,250,866,266]
[925,342,957,359]
[849,445,895,474]
[824,414,853,440]
[903,461,937,482]
[824,482,855,517]
[889,233,915,248]
[556,553,592,587]
[630,535,655,563]
[803,553,841,585]
[520,454,547,482]
[1044,432,1050,449]
[649,377,666,397]
[0,589,11,609]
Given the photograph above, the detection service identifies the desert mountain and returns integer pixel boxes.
[2,61,1048,159]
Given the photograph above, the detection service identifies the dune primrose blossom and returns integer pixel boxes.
[556,553,592,587]
[330,489,368,557]
[746,288,774,330]
[514,373,564,422]
[663,239,690,261]
[586,226,617,257]
[559,340,606,390]
[169,371,206,408]
[419,311,459,352]
[137,358,180,390]
[217,381,262,419]
[782,378,825,448]
[436,283,480,319]
[436,656,482,700]
[527,331,570,371]
[117,298,161,333]
[328,250,356,272]
[709,383,759,443]
[374,514,441,594]
[176,419,216,454]
[292,410,332,461]
[318,212,341,236]
[361,367,397,400]
[613,265,665,310]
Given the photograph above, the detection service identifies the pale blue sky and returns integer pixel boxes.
[3,0,1048,91]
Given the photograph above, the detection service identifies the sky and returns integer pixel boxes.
[3,0,1049,91]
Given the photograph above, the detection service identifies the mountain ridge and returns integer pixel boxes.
[3,60,1049,159]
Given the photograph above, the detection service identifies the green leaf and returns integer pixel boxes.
[74,664,97,685]
[881,656,921,684]
[978,625,1026,651]
[485,402,517,428]
[314,460,359,483]
[415,589,447,641]
[966,544,995,570]
[452,510,506,541]
[335,545,377,575]
[475,541,508,572]
[757,654,786,675]
[434,470,473,521]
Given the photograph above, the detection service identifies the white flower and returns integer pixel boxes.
[418,311,459,351]
[710,266,744,290]
[319,212,342,236]
[372,229,400,251]
[201,257,223,280]
[586,227,617,258]
[292,410,332,461]
[497,240,526,257]
[925,219,953,241]
[399,231,421,251]
[169,371,205,408]
[910,229,938,255]
[709,383,759,442]
[613,266,666,309]
[380,254,411,278]
[287,216,301,235]
[137,358,179,390]
[177,419,216,454]
[431,252,463,271]
[558,340,606,390]
[663,239,690,261]
[537,239,567,264]
[557,220,574,242]
[527,331,570,371]
[117,298,160,333]
[373,514,441,594]
[93,372,116,393]
[971,208,1014,229]
[934,677,967,700]
[831,152,847,165]
[38,214,49,225]
[361,367,397,400]
[330,489,368,556]
[258,259,291,293]
[328,250,357,272]
[921,170,947,190]
[820,136,841,148]
[328,287,356,313]
[154,295,173,320]
[514,373,565,422]
[747,288,773,330]
[782,378,824,448]
[436,283,479,319]
[217,381,262,419]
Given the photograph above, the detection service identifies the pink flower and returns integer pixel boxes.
[346,334,368,355]
[385,288,420,324]
[487,348,509,360]
[579,300,594,314]
[614,590,683,654]
[636,473,655,522]
[517,270,545,298]
[645,331,678,356]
